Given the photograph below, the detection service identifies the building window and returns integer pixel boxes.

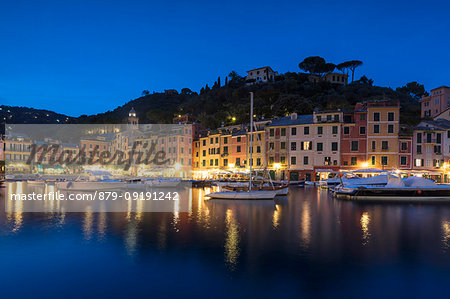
[281,128,286,136]
[388,125,394,133]
[381,156,388,165]
[269,157,274,164]
[304,127,309,135]
[351,141,358,151]
[281,142,286,150]
[388,112,395,121]
[280,156,286,164]
[236,158,240,166]
[291,127,297,136]
[351,157,357,165]
[334,115,339,122]
[257,158,261,166]
[360,114,366,121]
[317,126,323,135]
[291,142,297,151]
[400,156,407,166]
[332,142,338,152]
[237,136,241,142]
[360,126,366,135]
[332,126,338,134]
[317,142,323,151]
[417,133,422,144]
[257,146,261,153]
[416,145,422,154]
[223,159,228,167]
[270,129,275,137]
[223,137,228,144]
[415,159,422,167]
[373,125,380,134]
[237,145,241,152]
[291,156,296,165]
[374,112,380,121]
[269,142,274,150]
[382,141,389,150]
[437,133,442,144]
[401,142,408,151]
[344,127,350,134]
[371,156,376,165]
[317,116,322,122]
[303,156,309,165]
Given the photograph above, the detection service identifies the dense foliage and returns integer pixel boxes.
[1,72,425,129]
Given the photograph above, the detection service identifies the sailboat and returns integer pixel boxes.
[205,92,277,200]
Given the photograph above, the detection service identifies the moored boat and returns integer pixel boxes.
[222,184,289,195]
[205,190,277,200]
[333,175,450,202]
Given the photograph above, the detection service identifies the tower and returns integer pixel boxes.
[127,107,139,130]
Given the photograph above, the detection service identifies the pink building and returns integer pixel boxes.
[398,126,412,170]
[420,86,450,118]
[340,103,368,170]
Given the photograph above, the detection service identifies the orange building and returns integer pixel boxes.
[366,101,400,170]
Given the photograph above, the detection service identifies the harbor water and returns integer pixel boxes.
[1,183,450,298]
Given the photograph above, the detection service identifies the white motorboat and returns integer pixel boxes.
[333,175,450,202]
[55,170,125,191]
[144,178,181,188]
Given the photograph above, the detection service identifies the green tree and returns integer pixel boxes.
[346,60,363,82]
[299,56,335,78]
[396,82,428,100]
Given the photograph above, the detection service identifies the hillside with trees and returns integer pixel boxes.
[1,56,427,128]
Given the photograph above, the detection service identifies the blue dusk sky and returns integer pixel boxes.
[0,0,449,116]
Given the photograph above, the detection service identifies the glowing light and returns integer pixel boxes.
[231,117,236,121]
[174,163,181,170]
[228,163,235,168]
[273,163,281,169]
[360,212,371,245]
[361,162,369,168]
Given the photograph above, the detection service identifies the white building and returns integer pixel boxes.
[246,66,278,83]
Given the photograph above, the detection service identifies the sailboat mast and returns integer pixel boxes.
[249,92,253,191]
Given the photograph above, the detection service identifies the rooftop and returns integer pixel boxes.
[267,114,314,127]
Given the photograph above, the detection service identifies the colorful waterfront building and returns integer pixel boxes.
[230,129,248,169]
[412,119,450,182]
[340,103,368,170]
[366,100,400,170]
[398,126,413,170]
[311,110,343,179]
[420,86,450,118]
[265,116,294,180]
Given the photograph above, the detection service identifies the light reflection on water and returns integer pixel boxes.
[1,182,450,297]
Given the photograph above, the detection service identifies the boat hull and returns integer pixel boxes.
[205,190,277,200]
[56,181,126,191]
[335,187,450,202]
[222,185,288,195]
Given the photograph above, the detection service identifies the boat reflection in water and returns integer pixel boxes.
[1,182,450,297]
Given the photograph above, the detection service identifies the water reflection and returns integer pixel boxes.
[224,209,240,270]
[1,183,450,297]
[272,204,281,229]
[442,220,450,252]
[300,200,311,249]
[360,212,371,246]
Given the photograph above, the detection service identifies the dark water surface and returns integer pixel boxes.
[1,184,450,298]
